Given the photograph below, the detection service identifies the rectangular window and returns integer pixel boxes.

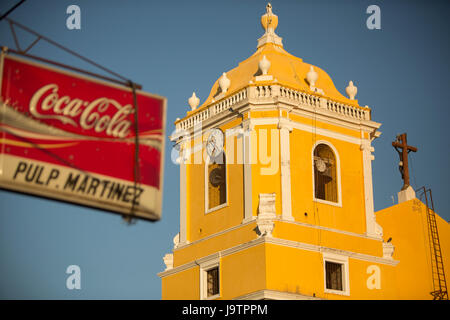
[325,261,343,291]
[207,267,219,297]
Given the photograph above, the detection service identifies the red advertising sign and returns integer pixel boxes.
[0,53,166,221]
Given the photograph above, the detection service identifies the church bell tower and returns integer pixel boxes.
[158,4,445,300]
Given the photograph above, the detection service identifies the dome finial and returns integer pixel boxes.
[261,3,278,34]
[258,4,283,48]
[259,55,271,75]
[219,72,231,93]
[346,81,358,100]
[306,66,318,87]
[188,92,200,110]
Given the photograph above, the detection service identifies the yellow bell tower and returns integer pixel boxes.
[159,4,449,300]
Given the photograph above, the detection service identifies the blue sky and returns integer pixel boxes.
[0,0,449,299]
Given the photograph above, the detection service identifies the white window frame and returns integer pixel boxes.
[199,257,221,300]
[322,252,350,296]
[311,140,342,207]
[205,153,228,214]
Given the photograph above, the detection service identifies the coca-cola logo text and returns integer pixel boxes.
[29,84,133,138]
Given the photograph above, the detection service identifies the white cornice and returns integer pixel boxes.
[278,218,382,241]
[174,215,382,255]
[234,289,322,300]
[158,236,398,278]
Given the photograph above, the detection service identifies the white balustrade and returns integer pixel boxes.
[176,85,370,131]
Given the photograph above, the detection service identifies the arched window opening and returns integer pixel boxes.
[207,154,226,210]
[314,144,338,203]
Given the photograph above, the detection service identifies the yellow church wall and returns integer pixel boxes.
[162,243,266,300]
[173,222,258,267]
[186,133,245,243]
[251,124,282,217]
[289,128,367,235]
[249,110,279,119]
[220,245,267,299]
[272,221,382,257]
[375,199,450,299]
[187,163,244,243]
[265,243,323,297]
[289,113,362,139]
[265,243,398,300]
[161,266,200,300]
[344,259,398,300]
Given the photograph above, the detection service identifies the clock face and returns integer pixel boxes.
[206,128,224,158]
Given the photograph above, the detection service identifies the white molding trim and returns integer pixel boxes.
[158,236,399,278]
[204,153,229,214]
[234,289,322,300]
[322,251,350,296]
[311,140,343,207]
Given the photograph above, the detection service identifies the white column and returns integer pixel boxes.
[279,121,294,221]
[361,140,383,238]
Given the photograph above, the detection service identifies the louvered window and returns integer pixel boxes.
[325,261,343,291]
[207,267,219,297]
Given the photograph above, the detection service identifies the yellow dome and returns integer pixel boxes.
[186,4,363,117]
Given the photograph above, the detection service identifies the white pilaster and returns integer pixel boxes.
[361,140,383,238]
[242,122,254,223]
[179,147,188,245]
[279,121,294,221]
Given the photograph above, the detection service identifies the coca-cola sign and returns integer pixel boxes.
[29,84,134,138]
[0,54,166,221]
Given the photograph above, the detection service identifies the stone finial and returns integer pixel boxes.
[257,3,283,48]
[261,3,278,34]
[382,241,395,260]
[346,81,357,100]
[259,55,271,75]
[256,193,276,237]
[306,66,318,87]
[163,253,174,271]
[173,233,180,249]
[188,92,200,111]
[219,72,231,93]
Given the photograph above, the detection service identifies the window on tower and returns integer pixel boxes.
[325,261,343,291]
[206,267,220,297]
[200,260,221,300]
[207,153,227,211]
[322,253,349,295]
[313,143,338,203]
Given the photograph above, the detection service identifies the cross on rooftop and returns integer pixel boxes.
[392,133,418,190]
